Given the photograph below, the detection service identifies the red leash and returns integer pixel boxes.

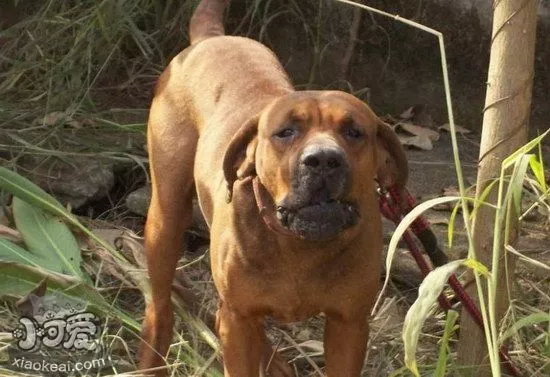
[379,185,521,377]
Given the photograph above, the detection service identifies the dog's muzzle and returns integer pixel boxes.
[276,144,358,240]
[276,200,359,240]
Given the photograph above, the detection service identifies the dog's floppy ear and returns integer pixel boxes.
[375,120,408,189]
[223,115,259,202]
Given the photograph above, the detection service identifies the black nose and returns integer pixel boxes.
[301,146,346,172]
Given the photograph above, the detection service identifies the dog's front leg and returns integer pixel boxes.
[217,302,265,377]
[324,313,370,377]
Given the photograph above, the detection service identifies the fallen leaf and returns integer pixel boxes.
[396,122,440,141]
[398,135,433,151]
[399,106,415,120]
[441,185,460,197]
[82,228,134,285]
[90,228,123,249]
[82,118,95,127]
[399,104,435,127]
[66,119,83,129]
[294,340,324,354]
[438,123,471,134]
[39,111,67,126]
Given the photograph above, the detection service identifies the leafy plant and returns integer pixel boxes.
[0,166,139,328]
[391,130,549,377]
[0,166,224,376]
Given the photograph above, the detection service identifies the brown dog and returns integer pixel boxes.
[138,0,408,376]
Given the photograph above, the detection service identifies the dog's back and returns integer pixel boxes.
[160,0,293,132]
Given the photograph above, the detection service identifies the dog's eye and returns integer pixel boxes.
[344,127,364,140]
[274,128,296,139]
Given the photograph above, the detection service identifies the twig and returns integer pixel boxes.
[340,6,362,81]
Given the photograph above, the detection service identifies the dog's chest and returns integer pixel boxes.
[255,271,331,322]
[229,247,358,322]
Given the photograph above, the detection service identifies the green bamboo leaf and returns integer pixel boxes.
[470,179,499,222]
[500,311,550,342]
[502,129,549,169]
[434,309,459,377]
[536,140,547,195]
[0,238,60,272]
[374,196,461,312]
[507,154,533,215]
[12,197,83,277]
[447,201,460,247]
[403,259,465,377]
[529,155,547,193]
[0,262,139,331]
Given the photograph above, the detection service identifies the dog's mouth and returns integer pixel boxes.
[275,200,359,241]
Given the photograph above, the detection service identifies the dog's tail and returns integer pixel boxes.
[189,0,230,45]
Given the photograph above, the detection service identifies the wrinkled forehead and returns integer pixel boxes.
[259,91,379,134]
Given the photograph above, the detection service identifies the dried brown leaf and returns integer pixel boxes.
[400,106,415,120]
[396,122,440,141]
[39,111,67,126]
[398,135,433,151]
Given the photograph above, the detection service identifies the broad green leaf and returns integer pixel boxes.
[0,262,139,331]
[0,238,59,272]
[434,309,459,377]
[12,197,83,278]
[0,167,66,215]
[374,196,460,312]
[0,167,130,267]
[403,259,465,377]
[500,311,550,342]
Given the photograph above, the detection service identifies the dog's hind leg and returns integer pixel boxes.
[138,92,198,376]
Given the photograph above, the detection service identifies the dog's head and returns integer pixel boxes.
[223,91,407,241]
